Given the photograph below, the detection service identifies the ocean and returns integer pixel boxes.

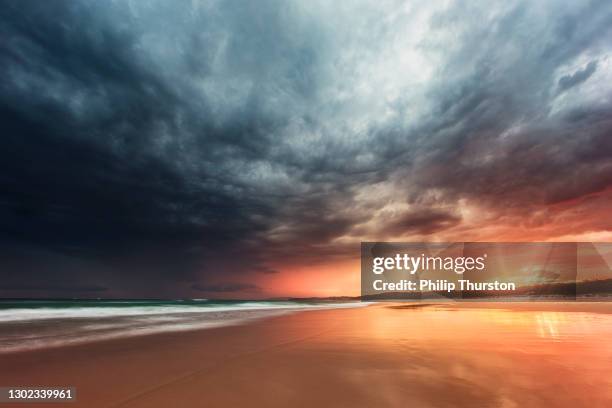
[0,299,364,353]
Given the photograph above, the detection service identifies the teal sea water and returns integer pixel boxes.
[0,299,363,353]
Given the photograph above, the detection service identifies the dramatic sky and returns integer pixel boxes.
[2,0,612,298]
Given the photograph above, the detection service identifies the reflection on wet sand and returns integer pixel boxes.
[0,302,610,408]
[306,302,612,407]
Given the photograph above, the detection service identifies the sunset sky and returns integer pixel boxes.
[2,1,612,298]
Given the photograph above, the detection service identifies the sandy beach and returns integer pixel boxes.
[2,302,612,408]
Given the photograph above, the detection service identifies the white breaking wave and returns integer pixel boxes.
[0,301,370,353]
[0,301,365,323]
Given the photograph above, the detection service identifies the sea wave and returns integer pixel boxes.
[0,300,362,322]
[0,300,367,353]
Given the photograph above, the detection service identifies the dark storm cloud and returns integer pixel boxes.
[380,210,462,236]
[1,0,612,297]
[0,284,107,293]
[191,283,260,293]
[254,266,279,275]
[395,1,612,212]
[558,60,598,91]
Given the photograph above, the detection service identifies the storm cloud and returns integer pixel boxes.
[1,0,612,297]
[191,283,260,293]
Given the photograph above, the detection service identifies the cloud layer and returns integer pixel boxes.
[1,0,612,297]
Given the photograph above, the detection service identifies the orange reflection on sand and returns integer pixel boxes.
[329,303,612,407]
[295,302,612,407]
[3,302,610,407]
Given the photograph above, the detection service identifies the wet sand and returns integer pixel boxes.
[1,302,611,407]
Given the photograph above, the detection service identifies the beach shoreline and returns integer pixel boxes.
[2,302,611,407]
[0,300,366,354]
